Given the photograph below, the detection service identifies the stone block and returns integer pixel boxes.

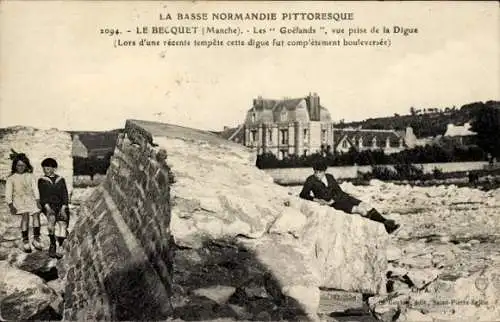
[0,262,58,320]
[299,201,389,294]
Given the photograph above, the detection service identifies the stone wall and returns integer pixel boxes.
[59,129,173,320]
[0,126,73,193]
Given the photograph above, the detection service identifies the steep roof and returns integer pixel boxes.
[269,98,303,111]
[247,94,331,124]
[333,128,403,149]
[214,125,245,144]
[71,131,120,152]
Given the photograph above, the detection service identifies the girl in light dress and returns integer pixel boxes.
[5,153,43,253]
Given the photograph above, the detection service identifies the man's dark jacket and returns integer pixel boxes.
[299,173,361,213]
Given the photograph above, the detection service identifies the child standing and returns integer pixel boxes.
[5,153,43,253]
[38,158,69,259]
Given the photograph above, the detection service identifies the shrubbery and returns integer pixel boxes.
[370,166,398,181]
[256,145,487,169]
[471,102,500,158]
[361,163,429,181]
[432,167,444,179]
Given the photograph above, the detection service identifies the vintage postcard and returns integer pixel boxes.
[0,1,499,321]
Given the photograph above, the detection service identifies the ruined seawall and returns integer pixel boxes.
[59,119,389,321]
[59,121,173,320]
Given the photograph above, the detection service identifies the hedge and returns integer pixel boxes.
[256,145,487,169]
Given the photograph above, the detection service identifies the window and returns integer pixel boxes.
[280,111,287,122]
[372,137,377,148]
[321,129,327,142]
[280,150,288,159]
[280,129,288,145]
[268,129,272,143]
[342,139,348,148]
[303,129,308,142]
[251,112,256,123]
[251,130,257,142]
[303,149,308,156]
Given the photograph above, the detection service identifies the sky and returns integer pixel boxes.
[1,1,499,131]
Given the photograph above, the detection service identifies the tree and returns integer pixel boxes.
[471,104,500,158]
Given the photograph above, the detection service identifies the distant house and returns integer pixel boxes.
[71,132,119,159]
[243,93,333,159]
[216,125,245,144]
[333,128,406,154]
[443,122,477,146]
[242,93,414,159]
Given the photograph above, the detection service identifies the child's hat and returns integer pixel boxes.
[41,158,58,168]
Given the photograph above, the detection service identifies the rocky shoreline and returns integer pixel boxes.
[0,183,76,320]
[291,179,500,321]
[2,178,499,321]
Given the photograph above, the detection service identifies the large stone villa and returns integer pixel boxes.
[243,93,408,159]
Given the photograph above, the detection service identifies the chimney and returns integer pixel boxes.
[255,95,263,108]
[314,93,320,120]
[308,92,320,121]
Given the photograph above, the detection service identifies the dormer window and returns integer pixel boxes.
[280,110,287,122]
[372,137,377,148]
[386,137,391,147]
[251,112,256,123]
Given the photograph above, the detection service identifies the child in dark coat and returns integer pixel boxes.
[299,158,400,234]
[38,158,69,258]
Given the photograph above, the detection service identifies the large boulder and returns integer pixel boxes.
[298,201,389,295]
[0,261,58,320]
[163,135,286,249]
[7,250,59,282]
[239,235,321,317]
[149,122,389,318]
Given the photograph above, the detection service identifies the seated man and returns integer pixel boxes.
[299,158,400,234]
